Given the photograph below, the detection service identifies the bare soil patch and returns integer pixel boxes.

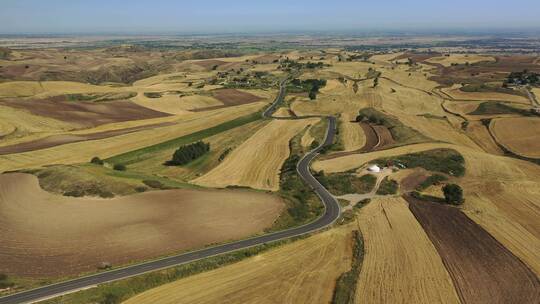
[406,195,540,304]
[0,122,176,155]
[0,98,170,128]
[372,124,395,149]
[400,169,430,192]
[322,122,378,160]
[431,55,540,86]
[192,89,265,112]
[394,52,442,63]
[212,89,263,105]
[0,173,283,278]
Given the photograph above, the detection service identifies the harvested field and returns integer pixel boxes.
[123,224,353,304]
[490,117,540,158]
[0,104,76,141]
[212,89,264,105]
[431,55,540,86]
[0,173,284,278]
[273,107,294,118]
[355,197,460,304]
[252,54,280,63]
[339,113,366,151]
[406,195,540,304]
[425,54,495,67]
[466,121,504,155]
[399,168,430,192]
[372,124,394,149]
[0,102,264,172]
[131,92,223,115]
[192,59,227,69]
[0,98,170,128]
[300,124,315,148]
[193,118,318,191]
[441,84,530,104]
[0,121,175,155]
[394,52,442,63]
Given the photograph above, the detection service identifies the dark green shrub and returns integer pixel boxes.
[166,141,210,166]
[142,180,168,189]
[376,177,398,195]
[90,157,104,165]
[443,184,464,205]
[113,164,126,171]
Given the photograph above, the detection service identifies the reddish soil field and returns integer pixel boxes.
[431,55,540,86]
[405,195,540,304]
[1,98,170,128]
[321,122,378,160]
[212,89,263,105]
[0,122,176,155]
[372,124,395,149]
[400,170,429,192]
[191,89,264,112]
[395,52,442,63]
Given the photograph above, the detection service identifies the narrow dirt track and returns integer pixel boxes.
[405,195,540,304]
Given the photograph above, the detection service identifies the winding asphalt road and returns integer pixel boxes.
[0,80,340,304]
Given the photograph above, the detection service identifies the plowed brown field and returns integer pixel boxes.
[406,195,540,304]
[0,173,283,278]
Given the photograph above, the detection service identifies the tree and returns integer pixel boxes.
[309,90,317,100]
[442,184,464,205]
[167,141,210,166]
[113,163,126,171]
[373,77,379,88]
[90,157,104,165]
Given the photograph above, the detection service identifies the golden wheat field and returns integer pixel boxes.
[123,225,354,304]
[425,54,495,67]
[1,40,540,304]
[490,117,540,158]
[193,118,318,190]
[0,102,265,172]
[355,197,460,304]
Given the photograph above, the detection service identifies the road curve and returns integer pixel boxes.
[0,80,340,304]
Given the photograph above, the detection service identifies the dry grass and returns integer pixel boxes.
[131,93,222,115]
[0,102,265,173]
[123,224,353,304]
[490,117,540,158]
[458,148,540,276]
[441,84,530,104]
[355,197,460,304]
[340,113,366,151]
[193,118,318,191]
[425,54,495,67]
[465,121,504,155]
[0,173,283,278]
[300,123,316,148]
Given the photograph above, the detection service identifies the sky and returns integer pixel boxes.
[1,0,539,34]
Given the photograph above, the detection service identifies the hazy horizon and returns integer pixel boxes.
[2,0,540,35]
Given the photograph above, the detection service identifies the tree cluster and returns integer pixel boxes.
[505,70,539,86]
[167,141,210,166]
[442,184,464,205]
[289,78,327,100]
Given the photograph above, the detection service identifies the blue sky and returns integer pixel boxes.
[1,0,539,34]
